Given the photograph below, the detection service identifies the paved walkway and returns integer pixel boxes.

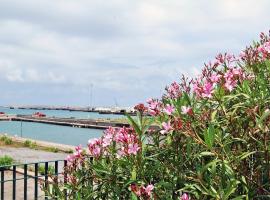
[0,147,68,168]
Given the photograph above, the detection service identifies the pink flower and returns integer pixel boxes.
[102,136,112,147]
[167,81,182,99]
[73,145,84,158]
[210,74,221,83]
[224,70,234,80]
[193,81,202,97]
[258,41,270,59]
[131,184,154,198]
[88,138,102,157]
[160,121,173,134]
[144,184,154,196]
[88,138,99,146]
[239,51,246,59]
[75,145,82,152]
[147,98,161,116]
[131,184,141,196]
[164,104,175,115]
[224,79,237,91]
[66,154,75,163]
[181,193,190,200]
[181,106,192,115]
[202,81,214,98]
[127,143,140,155]
[102,129,114,147]
[92,146,101,156]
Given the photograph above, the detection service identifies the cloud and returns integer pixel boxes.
[0,0,269,106]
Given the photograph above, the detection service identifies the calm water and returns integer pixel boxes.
[0,107,123,119]
[0,121,103,146]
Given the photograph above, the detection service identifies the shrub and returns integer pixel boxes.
[24,140,32,147]
[38,165,55,175]
[0,134,8,141]
[4,137,12,145]
[48,147,59,153]
[0,155,13,169]
[23,140,38,149]
[0,135,13,145]
[30,141,37,149]
[45,32,270,199]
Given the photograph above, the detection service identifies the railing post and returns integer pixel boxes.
[64,160,67,200]
[54,161,58,197]
[24,164,27,200]
[34,163,38,200]
[13,166,16,200]
[45,162,48,200]
[1,169,4,200]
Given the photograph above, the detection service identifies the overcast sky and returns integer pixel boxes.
[0,0,269,107]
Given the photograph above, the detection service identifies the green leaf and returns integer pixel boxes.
[204,125,215,149]
[236,151,256,161]
[131,167,137,180]
[259,109,270,124]
[131,192,138,200]
[211,110,217,122]
[142,117,155,135]
[200,151,215,156]
[199,159,220,176]
[183,92,191,105]
[126,114,142,135]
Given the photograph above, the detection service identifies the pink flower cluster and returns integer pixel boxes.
[160,121,173,135]
[147,98,161,116]
[193,80,215,98]
[258,41,270,60]
[223,68,244,91]
[180,193,190,200]
[66,145,84,164]
[215,53,238,67]
[164,104,175,115]
[88,138,102,157]
[166,81,182,99]
[131,184,154,199]
[193,66,246,98]
[87,127,140,158]
[181,106,193,116]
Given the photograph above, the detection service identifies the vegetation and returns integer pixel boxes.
[38,165,55,175]
[28,164,55,175]
[24,139,37,149]
[0,155,14,169]
[44,32,270,199]
[47,147,59,153]
[0,135,71,153]
[0,135,13,145]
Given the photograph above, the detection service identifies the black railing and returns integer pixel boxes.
[0,160,67,200]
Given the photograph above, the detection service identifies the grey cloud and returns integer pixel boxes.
[0,0,269,106]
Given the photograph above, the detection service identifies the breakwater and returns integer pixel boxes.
[0,115,130,130]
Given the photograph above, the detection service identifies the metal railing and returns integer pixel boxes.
[0,160,67,200]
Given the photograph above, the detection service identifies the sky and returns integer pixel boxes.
[0,0,269,107]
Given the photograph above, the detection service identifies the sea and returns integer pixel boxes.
[0,107,123,146]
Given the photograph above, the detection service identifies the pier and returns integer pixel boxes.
[0,114,131,129]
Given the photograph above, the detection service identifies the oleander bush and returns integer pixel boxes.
[44,32,270,199]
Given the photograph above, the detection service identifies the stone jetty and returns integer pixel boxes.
[0,114,130,129]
